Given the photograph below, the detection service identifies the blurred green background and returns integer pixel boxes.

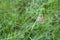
[0,0,59,40]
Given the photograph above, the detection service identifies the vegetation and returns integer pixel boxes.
[0,0,59,40]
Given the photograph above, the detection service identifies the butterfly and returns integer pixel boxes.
[37,15,44,24]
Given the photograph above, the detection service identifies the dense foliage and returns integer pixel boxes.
[0,0,59,40]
